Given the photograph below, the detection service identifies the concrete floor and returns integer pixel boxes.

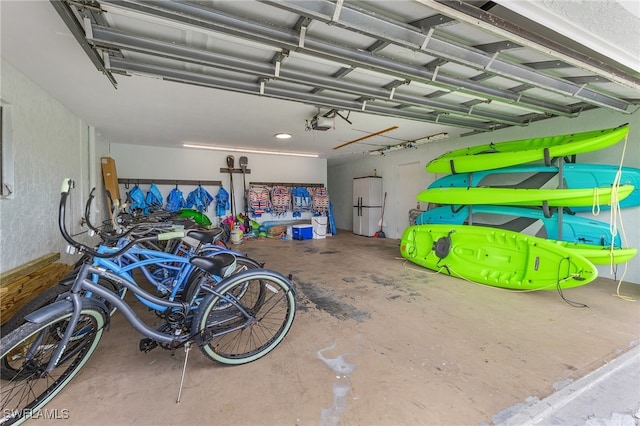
[31,231,640,425]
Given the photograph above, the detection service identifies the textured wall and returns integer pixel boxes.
[495,0,639,71]
[0,59,90,273]
[541,0,639,66]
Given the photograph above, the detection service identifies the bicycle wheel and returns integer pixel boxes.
[0,306,106,425]
[1,278,119,334]
[194,270,296,365]
[0,277,121,377]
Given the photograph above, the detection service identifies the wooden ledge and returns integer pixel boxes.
[0,253,61,287]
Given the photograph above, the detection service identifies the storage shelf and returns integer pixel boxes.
[118,178,222,186]
[249,182,324,188]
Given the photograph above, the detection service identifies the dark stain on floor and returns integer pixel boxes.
[369,274,395,287]
[296,280,370,322]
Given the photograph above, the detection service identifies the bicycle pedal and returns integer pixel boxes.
[139,338,158,353]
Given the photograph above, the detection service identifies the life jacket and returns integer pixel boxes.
[145,183,163,212]
[248,185,271,217]
[215,187,230,217]
[311,187,330,215]
[291,187,311,217]
[270,186,290,217]
[166,187,186,212]
[128,185,148,213]
[186,185,214,213]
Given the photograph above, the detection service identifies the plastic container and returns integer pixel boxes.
[312,216,328,239]
[292,224,313,240]
[230,224,243,244]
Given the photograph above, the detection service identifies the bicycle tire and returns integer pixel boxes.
[194,270,296,365]
[0,278,121,381]
[0,305,106,425]
[0,277,120,340]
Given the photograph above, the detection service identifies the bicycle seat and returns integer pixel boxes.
[190,253,237,278]
[186,228,224,244]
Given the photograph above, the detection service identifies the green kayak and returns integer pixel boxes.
[556,242,637,265]
[417,185,634,207]
[176,209,212,227]
[426,124,629,174]
[400,224,598,290]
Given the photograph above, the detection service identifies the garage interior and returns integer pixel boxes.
[1,1,639,425]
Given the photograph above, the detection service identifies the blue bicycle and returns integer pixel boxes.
[0,179,297,425]
[1,185,263,328]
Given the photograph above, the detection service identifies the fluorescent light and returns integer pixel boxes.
[183,143,319,158]
[274,133,292,139]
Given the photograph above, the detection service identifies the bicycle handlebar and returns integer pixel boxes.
[83,187,169,243]
[60,178,186,259]
[84,187,105,236]
[157,231,188,241]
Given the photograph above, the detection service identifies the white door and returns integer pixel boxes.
[396,162,427,238]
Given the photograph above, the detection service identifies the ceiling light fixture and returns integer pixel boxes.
[182,143,319,158]
[274,132,292,139]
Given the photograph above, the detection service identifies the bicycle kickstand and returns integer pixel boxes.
[176,342,192,404]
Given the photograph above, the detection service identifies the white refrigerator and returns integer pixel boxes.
[353,176,383,237]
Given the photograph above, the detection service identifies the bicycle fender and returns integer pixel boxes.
[24,298,110,326]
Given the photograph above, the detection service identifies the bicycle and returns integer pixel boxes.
[0,187,263,335]
[0,179,297,425]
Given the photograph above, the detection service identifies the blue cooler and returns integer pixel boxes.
[292,224,313,240]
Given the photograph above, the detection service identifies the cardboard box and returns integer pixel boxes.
[292,224,313,240]
[100,157,120,217]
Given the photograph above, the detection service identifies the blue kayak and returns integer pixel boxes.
[415,204,621,247]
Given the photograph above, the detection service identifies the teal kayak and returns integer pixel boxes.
[415,205,622,247]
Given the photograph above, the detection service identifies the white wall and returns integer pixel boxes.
[109,143,327,225]
[328,108,640,284]
[0,59,108,273]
